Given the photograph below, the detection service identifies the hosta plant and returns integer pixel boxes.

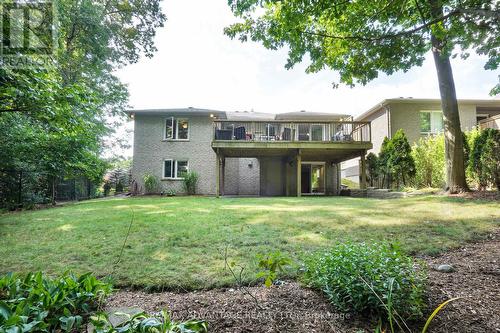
[0,271,112,332]
[90,310,208,333]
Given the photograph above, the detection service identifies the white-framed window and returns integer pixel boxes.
[163,159,189,179]
[165,117,189,140]
[420,111,443,134]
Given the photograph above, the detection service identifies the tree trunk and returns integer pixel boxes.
[428,1,468,193]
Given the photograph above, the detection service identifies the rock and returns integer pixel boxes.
[108,307,144,326]
[87,307,143,333]
[435,264,455,273]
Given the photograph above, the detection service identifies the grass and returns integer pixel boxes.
[0,196,498,289]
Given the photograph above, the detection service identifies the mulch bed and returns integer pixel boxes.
[448,190,500,201]
[106,231,500,333]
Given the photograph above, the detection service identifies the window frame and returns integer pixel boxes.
[163,159,174,179]
[420,110,443,135]
[164,117,189,141]
[162,159,189,180]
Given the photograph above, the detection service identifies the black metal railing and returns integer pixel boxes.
[213,120,371,143]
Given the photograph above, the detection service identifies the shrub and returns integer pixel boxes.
[115,181,124,193]
[378,137,394,188]
[303,242,426,320]
[412,134,446,188]
[103,181,112,196]
[468,128,500,190]
[182,171,199,195]
[143,173,159,194]
[0,271,112,332]
[256,251,291,287]
[389,129,415,187]
[366,152,379,187]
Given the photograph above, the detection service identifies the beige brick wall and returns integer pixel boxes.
[343,100,480,183]
[131,114,217,195]
[224,158,260,195]
[389,101,477,144]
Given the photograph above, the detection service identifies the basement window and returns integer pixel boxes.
[163,159,189,179]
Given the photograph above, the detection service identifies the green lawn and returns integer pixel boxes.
[0,196,498,289]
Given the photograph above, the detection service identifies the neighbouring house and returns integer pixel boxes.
[127,108,372,196]
[341,98,500,184]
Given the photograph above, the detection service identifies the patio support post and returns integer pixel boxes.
[216,151,220,197]
[296,150,302,197]
[221,156,225,196]
[360,151,367,190]
[285,157,290,197]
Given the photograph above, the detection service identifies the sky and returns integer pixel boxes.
[113,0,499,158]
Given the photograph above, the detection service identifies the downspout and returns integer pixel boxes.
[385,106,392,138]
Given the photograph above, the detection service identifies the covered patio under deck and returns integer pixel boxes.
[211,120,372,197]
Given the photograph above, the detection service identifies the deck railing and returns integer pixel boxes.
[213,120,371,143]
[479,115,500,130]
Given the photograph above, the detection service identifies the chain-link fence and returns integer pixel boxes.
[0,169,100,210]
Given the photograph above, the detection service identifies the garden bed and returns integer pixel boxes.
[106,230,499,332]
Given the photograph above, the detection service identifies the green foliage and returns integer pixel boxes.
[378,137,394,188]
[256,251,291,287]
[0,0,165,204]
[412,135,446,188]
[165,189,177,197]
[366,152,379,187]
[103,181,112,197]
[115,181,124,193]
[225,0,499,94]
[182,171,199,195]
[303,242,426,320]
[468,128,500,190]
[143,173,159,194]
[389,130,416,187]
[376,131,415,188]
[0,272,112,332]
[90,310,208,333]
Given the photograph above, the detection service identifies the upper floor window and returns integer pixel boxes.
[420,111,443,134]
[165,117,189,140]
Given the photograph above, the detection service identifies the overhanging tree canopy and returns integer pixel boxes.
[225,0,500,192]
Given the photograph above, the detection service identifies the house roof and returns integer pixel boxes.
[275,111,350,121]
[125,107,227,118]
[127,108,352,121]
[356,98,500,121]
[225,111,275,121]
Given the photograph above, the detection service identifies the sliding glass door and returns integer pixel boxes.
[301,162,326,195]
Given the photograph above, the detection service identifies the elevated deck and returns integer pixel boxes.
[211,120,372,161]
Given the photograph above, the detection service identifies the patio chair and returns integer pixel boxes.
[282,127,292,141]
[234,126,246,140]
[215,129,232,140]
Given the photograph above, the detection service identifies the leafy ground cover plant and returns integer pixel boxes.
[303,241,426,321]
[256,251,291,287]
[0,272,112,332]
[91,310,208,333]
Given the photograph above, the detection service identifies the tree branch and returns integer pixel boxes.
[300,10,459,42]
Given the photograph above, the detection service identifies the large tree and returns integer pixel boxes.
[0,0,165,204]
[225,0,499,193]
